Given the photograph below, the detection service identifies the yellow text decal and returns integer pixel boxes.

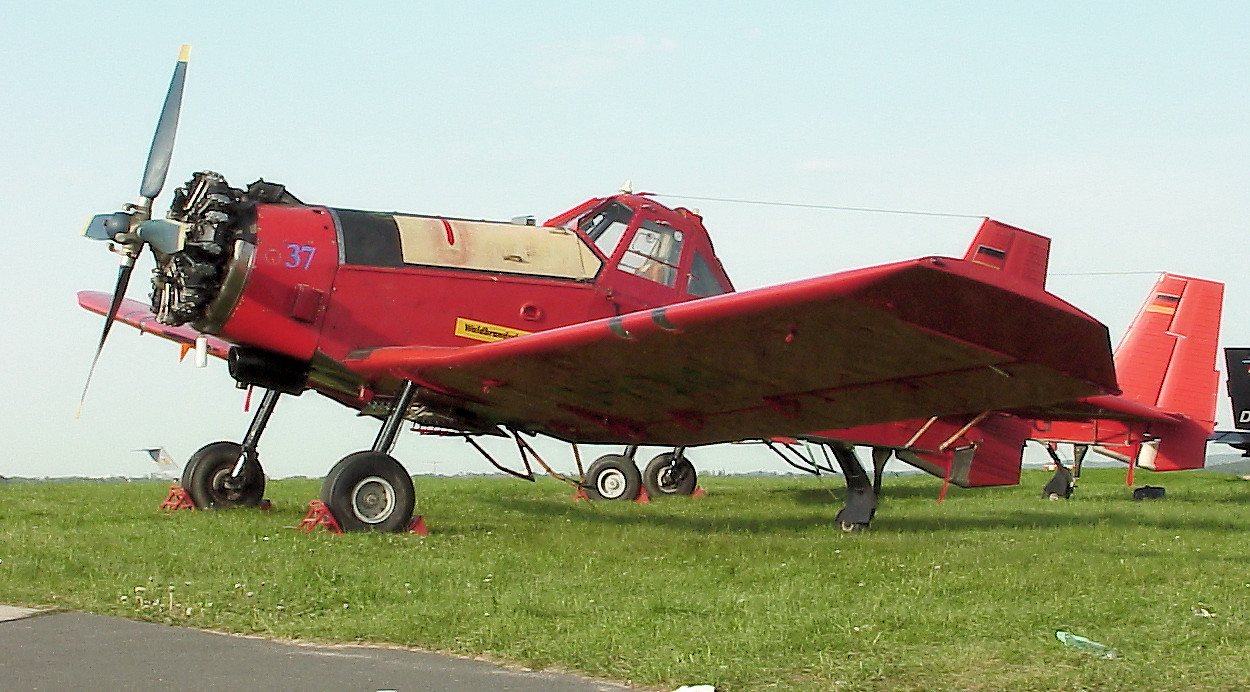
[454,317,532,343]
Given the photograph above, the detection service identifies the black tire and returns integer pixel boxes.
[583,454,642,501]
[181,441,266,509]
[642,453,698,496]
[320,451,415,532]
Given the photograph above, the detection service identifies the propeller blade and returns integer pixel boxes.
[137,218,186,255]
[138,44,191,202]
[75,260,136,417]
[83,211,133,241]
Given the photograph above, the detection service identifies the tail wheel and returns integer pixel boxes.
[181,441,265,509]
[642,453,698,496]
[583,455,642,501]
[321,451,415,532]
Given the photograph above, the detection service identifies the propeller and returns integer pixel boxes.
[77,45,191,416]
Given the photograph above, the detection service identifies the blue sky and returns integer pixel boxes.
[2,2,1247,478]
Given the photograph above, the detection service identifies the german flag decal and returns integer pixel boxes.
[454,318,532,343]
[1146,293,1180,316]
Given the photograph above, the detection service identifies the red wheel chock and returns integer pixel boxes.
[297,501,428,536]
[160,485,196,512]
[571,485,655,503]
[692,486,706,498]
[298,500,344,534]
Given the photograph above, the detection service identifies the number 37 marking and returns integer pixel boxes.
[284,244,316,270]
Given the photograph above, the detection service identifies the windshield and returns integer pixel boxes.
[578,201,634,257]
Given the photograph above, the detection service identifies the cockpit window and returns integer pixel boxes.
[687,251,728,297]
[618,220,683,287]
[578,201,634,257]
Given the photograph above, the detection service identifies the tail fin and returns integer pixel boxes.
[1113,274,1223,471]
[1114,274,1223,420]
[962,218,1051,289]
[1224,348,1250,429]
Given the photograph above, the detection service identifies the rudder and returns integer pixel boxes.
[962,218,1050,289]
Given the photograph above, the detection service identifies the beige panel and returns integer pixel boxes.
[395,216,602,280]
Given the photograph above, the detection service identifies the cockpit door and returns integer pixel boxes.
[569,196,732,315]
[587,209,687,312]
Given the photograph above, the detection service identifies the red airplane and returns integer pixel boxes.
[770,266,1222,528]
[77,47,1119,531]
[1028,272,1223,495]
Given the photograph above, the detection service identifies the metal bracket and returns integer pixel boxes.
[763,439,839,475]
[463,435,535,481]
[460,431,583,487]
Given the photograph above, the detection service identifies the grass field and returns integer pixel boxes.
[3,469,1250,691]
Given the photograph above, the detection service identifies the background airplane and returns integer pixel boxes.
[1208,347,1250,457]
[78,47,1118,531]
[134,447,180,480]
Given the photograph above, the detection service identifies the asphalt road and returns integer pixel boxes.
[0,606,634,691]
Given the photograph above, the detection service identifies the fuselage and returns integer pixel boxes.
[152,174,734,422]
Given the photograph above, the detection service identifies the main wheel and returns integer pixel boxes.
[583,454,642,501]
[642,452,698,496]
[181,441,266,509]
[320,451,415,532]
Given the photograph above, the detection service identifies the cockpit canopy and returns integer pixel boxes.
[549,194,734,299]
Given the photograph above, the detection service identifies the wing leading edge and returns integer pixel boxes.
[347,255,1118,446]
[77,293,232,359]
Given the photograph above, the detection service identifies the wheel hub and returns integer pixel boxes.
[596,469,627,499]
[350,476,396,524]
[657,466,678,490]
[210,467,247,502]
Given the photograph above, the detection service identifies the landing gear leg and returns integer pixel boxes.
[871,447,891,496]
[181,388,279,508]
[1072,444,1088,480]
[320,380,416,532]
[830,443,877,532]
[1041,444,1075,499]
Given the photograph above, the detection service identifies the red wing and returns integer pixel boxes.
[347,256,1117,446]
[77,292,232,359]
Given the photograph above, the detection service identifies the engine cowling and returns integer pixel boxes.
[151,172,337,363]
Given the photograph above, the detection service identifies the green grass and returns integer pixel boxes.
[3,469,1250,690]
